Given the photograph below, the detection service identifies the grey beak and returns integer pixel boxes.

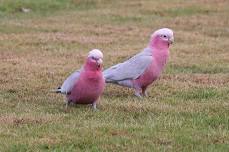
[169,37,174,44]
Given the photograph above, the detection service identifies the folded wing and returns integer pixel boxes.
[103,51,152,83]
[59,69,81,94]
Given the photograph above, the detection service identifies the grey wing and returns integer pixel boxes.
[103,54,152,82]
[60,69,81,94]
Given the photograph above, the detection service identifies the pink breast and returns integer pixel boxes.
[67,72,105,104]
[134,62,160,88]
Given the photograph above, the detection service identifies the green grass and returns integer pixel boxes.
[0,0,70,17]
[167,64,229,74]
[0,0,229,151]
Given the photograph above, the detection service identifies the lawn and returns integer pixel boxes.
[0,0,229,151]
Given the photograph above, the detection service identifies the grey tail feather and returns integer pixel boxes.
[105,79,118,84]
[50,87,61,93]
[105,79,112,83]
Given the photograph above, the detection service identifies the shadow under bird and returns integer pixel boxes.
[54,49,105,110]
[103,28,174,98]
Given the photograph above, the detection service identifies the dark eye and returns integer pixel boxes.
[91,56,97,60]
[162,35,167,38]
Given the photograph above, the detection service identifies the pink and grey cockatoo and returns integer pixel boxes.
[55,49,105,109]
[103,28,174,97]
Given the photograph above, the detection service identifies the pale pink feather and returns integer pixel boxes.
[67,57,105,104]
[133,34,170,90]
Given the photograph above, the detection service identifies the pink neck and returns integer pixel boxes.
[84,58,102,72]
[154,50,169,69]
[149,36,170,68]
[149,36,170,50]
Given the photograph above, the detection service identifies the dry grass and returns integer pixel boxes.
[0,0,229,151]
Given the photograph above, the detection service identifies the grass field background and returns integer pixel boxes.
[0,0,229,151]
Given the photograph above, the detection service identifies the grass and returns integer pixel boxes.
[0,0,229,151]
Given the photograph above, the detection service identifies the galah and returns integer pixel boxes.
[103,28,174,97]
[54,49,105,109]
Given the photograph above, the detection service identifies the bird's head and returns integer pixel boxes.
[149,28,174,49]
[86,49,103,71]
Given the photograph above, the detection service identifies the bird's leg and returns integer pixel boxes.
[65,100,70,111]
[142,87,148,97]
[134,88,142,98]
[63,96,70,111]
[92,101,97,110]
[133,83,143,98]
[65,101,69,110]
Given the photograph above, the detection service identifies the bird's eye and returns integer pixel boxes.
[162,35,167,38]
[92,56,97,60]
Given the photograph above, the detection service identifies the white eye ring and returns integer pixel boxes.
[161,35,167,38]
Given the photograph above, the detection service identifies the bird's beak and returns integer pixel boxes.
[168,37,174,44]
[97,58,103,65]
[96,58,103,68]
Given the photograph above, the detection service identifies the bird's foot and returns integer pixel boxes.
[134,92,143,98]
[134,86,143,99]
[142,91,149,97]
[63,100,71,112]
[92,102,97,111]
